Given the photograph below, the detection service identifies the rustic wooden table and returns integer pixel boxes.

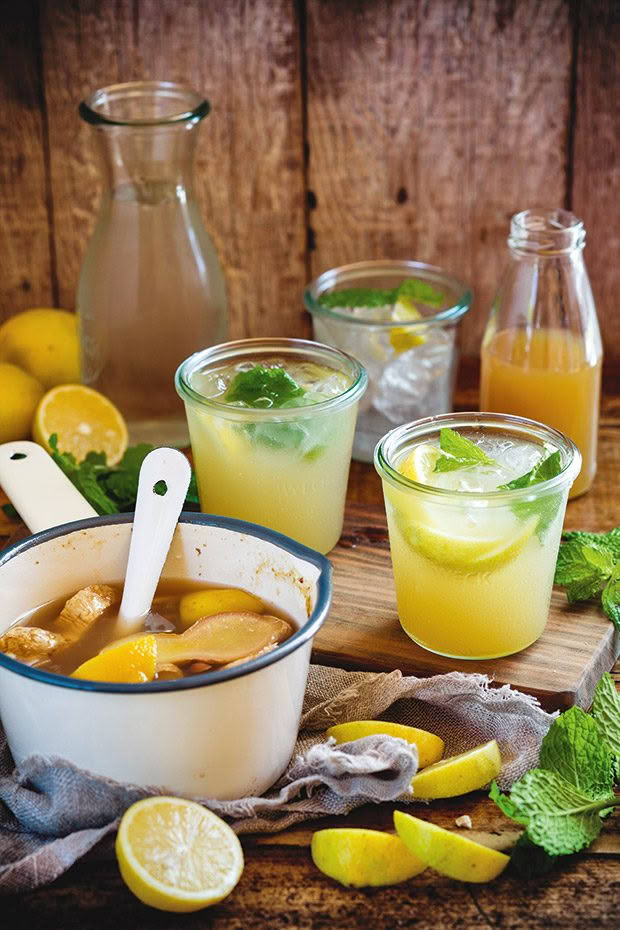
[1,380,618,928]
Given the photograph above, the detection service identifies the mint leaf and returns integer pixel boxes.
[591,674,620,781]
[539,706,615,799]
[49,434,118,515]
[562,528,620,561]
[101,443,153,510]
[554,539,614,604]
[433,428,498,472]
[489,781,526,824]
[507,769,616,856]
[224,365,305,409]
[396,279,445,307]
[318,287,396,309]
[317,279,445,311]
[1,503,19,520]
[601,568,620,632]
[499,450,562,491]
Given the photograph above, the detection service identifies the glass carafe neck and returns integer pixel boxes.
[80,81,209,196]
[508,209,585,257]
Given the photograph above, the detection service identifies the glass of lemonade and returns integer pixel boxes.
[374,413,581,659]
[176,338,367,553]
[304,261,472,463]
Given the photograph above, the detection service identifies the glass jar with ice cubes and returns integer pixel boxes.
[304,261,472,462]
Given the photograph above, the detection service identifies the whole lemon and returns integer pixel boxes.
[0,308,79,389]
[0,362,45,442]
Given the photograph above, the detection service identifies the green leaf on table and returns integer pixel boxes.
[507,834,558,879]
[601,567,620,632]
[100,443,153,510]
[562,527,620,561]
[591,673,620,781]
[507,769,616,856]
[224,365,305,409]
[433,428,498,472]
[538,706,615,799]
[49,433,119,516]
[554,539,614,603]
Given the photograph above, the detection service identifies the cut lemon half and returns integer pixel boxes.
[116,797,244,912]
[410,739,502,799]
[311,827,426,887]
[394,812,509,883]
[389,295,427,352]
[326,721,444,769]
[33,383,128,465]
[72,635,156,683]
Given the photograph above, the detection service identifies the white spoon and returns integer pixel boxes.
[116,447,191,637]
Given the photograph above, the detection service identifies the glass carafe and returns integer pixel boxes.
[480,209,602,498]
[77,81,228,446]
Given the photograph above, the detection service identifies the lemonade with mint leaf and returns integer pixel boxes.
[176,339,367,553]
[375,414,580,658]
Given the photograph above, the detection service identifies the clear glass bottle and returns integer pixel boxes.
[77,81,228,446]
[480,209,602,498]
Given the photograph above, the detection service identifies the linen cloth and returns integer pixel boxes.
[0,664,555,894]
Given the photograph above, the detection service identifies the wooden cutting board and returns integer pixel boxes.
[312,502,619,711]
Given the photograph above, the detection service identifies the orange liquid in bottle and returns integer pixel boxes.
[480,328,601,498]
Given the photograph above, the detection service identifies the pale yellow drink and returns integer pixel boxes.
[375,414,580,659]
[176,339,367,553]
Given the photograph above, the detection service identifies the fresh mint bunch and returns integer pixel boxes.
[433,428,498,473]
[48,434,199,515]
[491,674,619,864]
[554,528,620,630]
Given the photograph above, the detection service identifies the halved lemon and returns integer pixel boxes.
[410,740,502,799]
[394,812,509,883]
[116,797,244,912]
[72,636,156,683]
[311,827,426,887]
[326,721,444,769]
[33,383,128,465]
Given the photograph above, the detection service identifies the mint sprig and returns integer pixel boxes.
[554,529,620,630]
[224,365,305,408]
[49,434,199,515]
[491,675,620,863]
[317,279,445,310]
[433,428,498,473]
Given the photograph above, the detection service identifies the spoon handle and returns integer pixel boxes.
[117,447,192,635]
[0,441,97,532]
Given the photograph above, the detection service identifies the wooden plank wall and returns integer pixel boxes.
[1,0,618,365]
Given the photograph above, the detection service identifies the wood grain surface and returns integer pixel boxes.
[1,1,620,363]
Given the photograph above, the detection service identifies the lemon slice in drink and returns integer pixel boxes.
[33,384,128,465]
[72,636,156,683]
[311,828,426,887]
[393,812,509,883]
[393,444,539,573]
[116,797,244,912]
[326,721,444,769]
[410,740,501,799]
[389,295,427,352]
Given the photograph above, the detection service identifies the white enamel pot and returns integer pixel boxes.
[0,443,332,799]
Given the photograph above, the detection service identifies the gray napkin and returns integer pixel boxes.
[0,665,555,894]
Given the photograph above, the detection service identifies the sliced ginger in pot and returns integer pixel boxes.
[155,612,292,667]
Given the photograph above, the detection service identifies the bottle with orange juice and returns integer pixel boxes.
[480,209,602,498]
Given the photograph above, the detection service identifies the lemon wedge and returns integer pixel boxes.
[33,383,128,465]
[311,828,426,887]
[398,443,441,484]
[389,295,427,352]
[72,636,156,683]
[410,740,502,799]
[326,721,444,769]
[394,812,510,883]
[179,588,266,629]
[116,797,244,912]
